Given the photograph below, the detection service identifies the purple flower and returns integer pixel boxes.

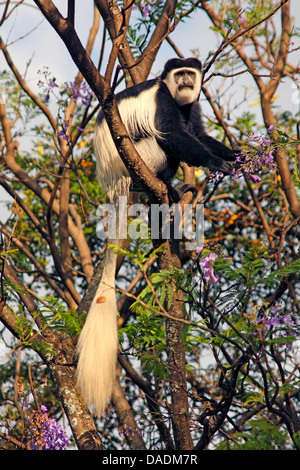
[39,75,58,103]
[43,93,50,104]
[196,244,206,255]
[30,440,39,450]
[265,315,281,328]
[132,1,152,17]
[42,418,71,450]
[63,81,93,107]
[57,121,70,141]
[257,302,296,348]
[206,171,224,184]
[49,78,58,89]
[28,405,70,450]
[249,174,262,183]
[232,130,278,183]
[283,316,295,328]
[140,1,151,16]
[200,252,219,283]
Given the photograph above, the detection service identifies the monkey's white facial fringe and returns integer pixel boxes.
[163,68,202,106]
[76,249,118,417]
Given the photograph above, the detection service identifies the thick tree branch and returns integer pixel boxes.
[95,0,142,85]
[111,365,146,450]
[139,0,177,80]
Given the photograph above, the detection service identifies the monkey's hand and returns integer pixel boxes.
[220,160,233,175]
[208,157,233,176]
[222,148,241,162]
[168,182,196,203]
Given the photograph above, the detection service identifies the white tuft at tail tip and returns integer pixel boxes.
[76,258,118,416]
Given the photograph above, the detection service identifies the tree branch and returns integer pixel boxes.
[95,0,142,85]
[201,0,300,219]
[0,35,57,133]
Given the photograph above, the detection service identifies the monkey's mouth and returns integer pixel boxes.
[179,85,194,90]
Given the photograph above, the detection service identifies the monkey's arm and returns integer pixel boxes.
[200,135,237,162]
[159,131,233,175]
[155,90,232,174]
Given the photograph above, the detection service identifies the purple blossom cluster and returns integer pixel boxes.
[196,244,222,284]
[28,405,70,450]
[61,81,93,107]
[207,126,278,184]
[37,71,93,144]
[257,302,296,348]
[37,69,94,148]
[205,170,226,184]
[56,120,70,141]
[37,67,58,104]
[232,125,278,183]
[38,68,93,108]
[43,78,58,104]
[56,118,84,143]
[132,1,157,17]
[200,252,219,283]
[264,304,295,330]
[118,422,143,438]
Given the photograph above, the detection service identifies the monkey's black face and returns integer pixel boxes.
[163,66,202,107]
[174,70,197,91]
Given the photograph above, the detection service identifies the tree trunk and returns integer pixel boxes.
[157,239,193,450]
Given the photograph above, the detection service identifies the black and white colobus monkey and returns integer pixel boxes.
[76,58,236,416]
[96,57,235,202]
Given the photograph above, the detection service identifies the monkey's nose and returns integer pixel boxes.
[182,81,193,88]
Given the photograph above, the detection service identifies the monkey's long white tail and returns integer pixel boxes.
[76,247,118,416]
